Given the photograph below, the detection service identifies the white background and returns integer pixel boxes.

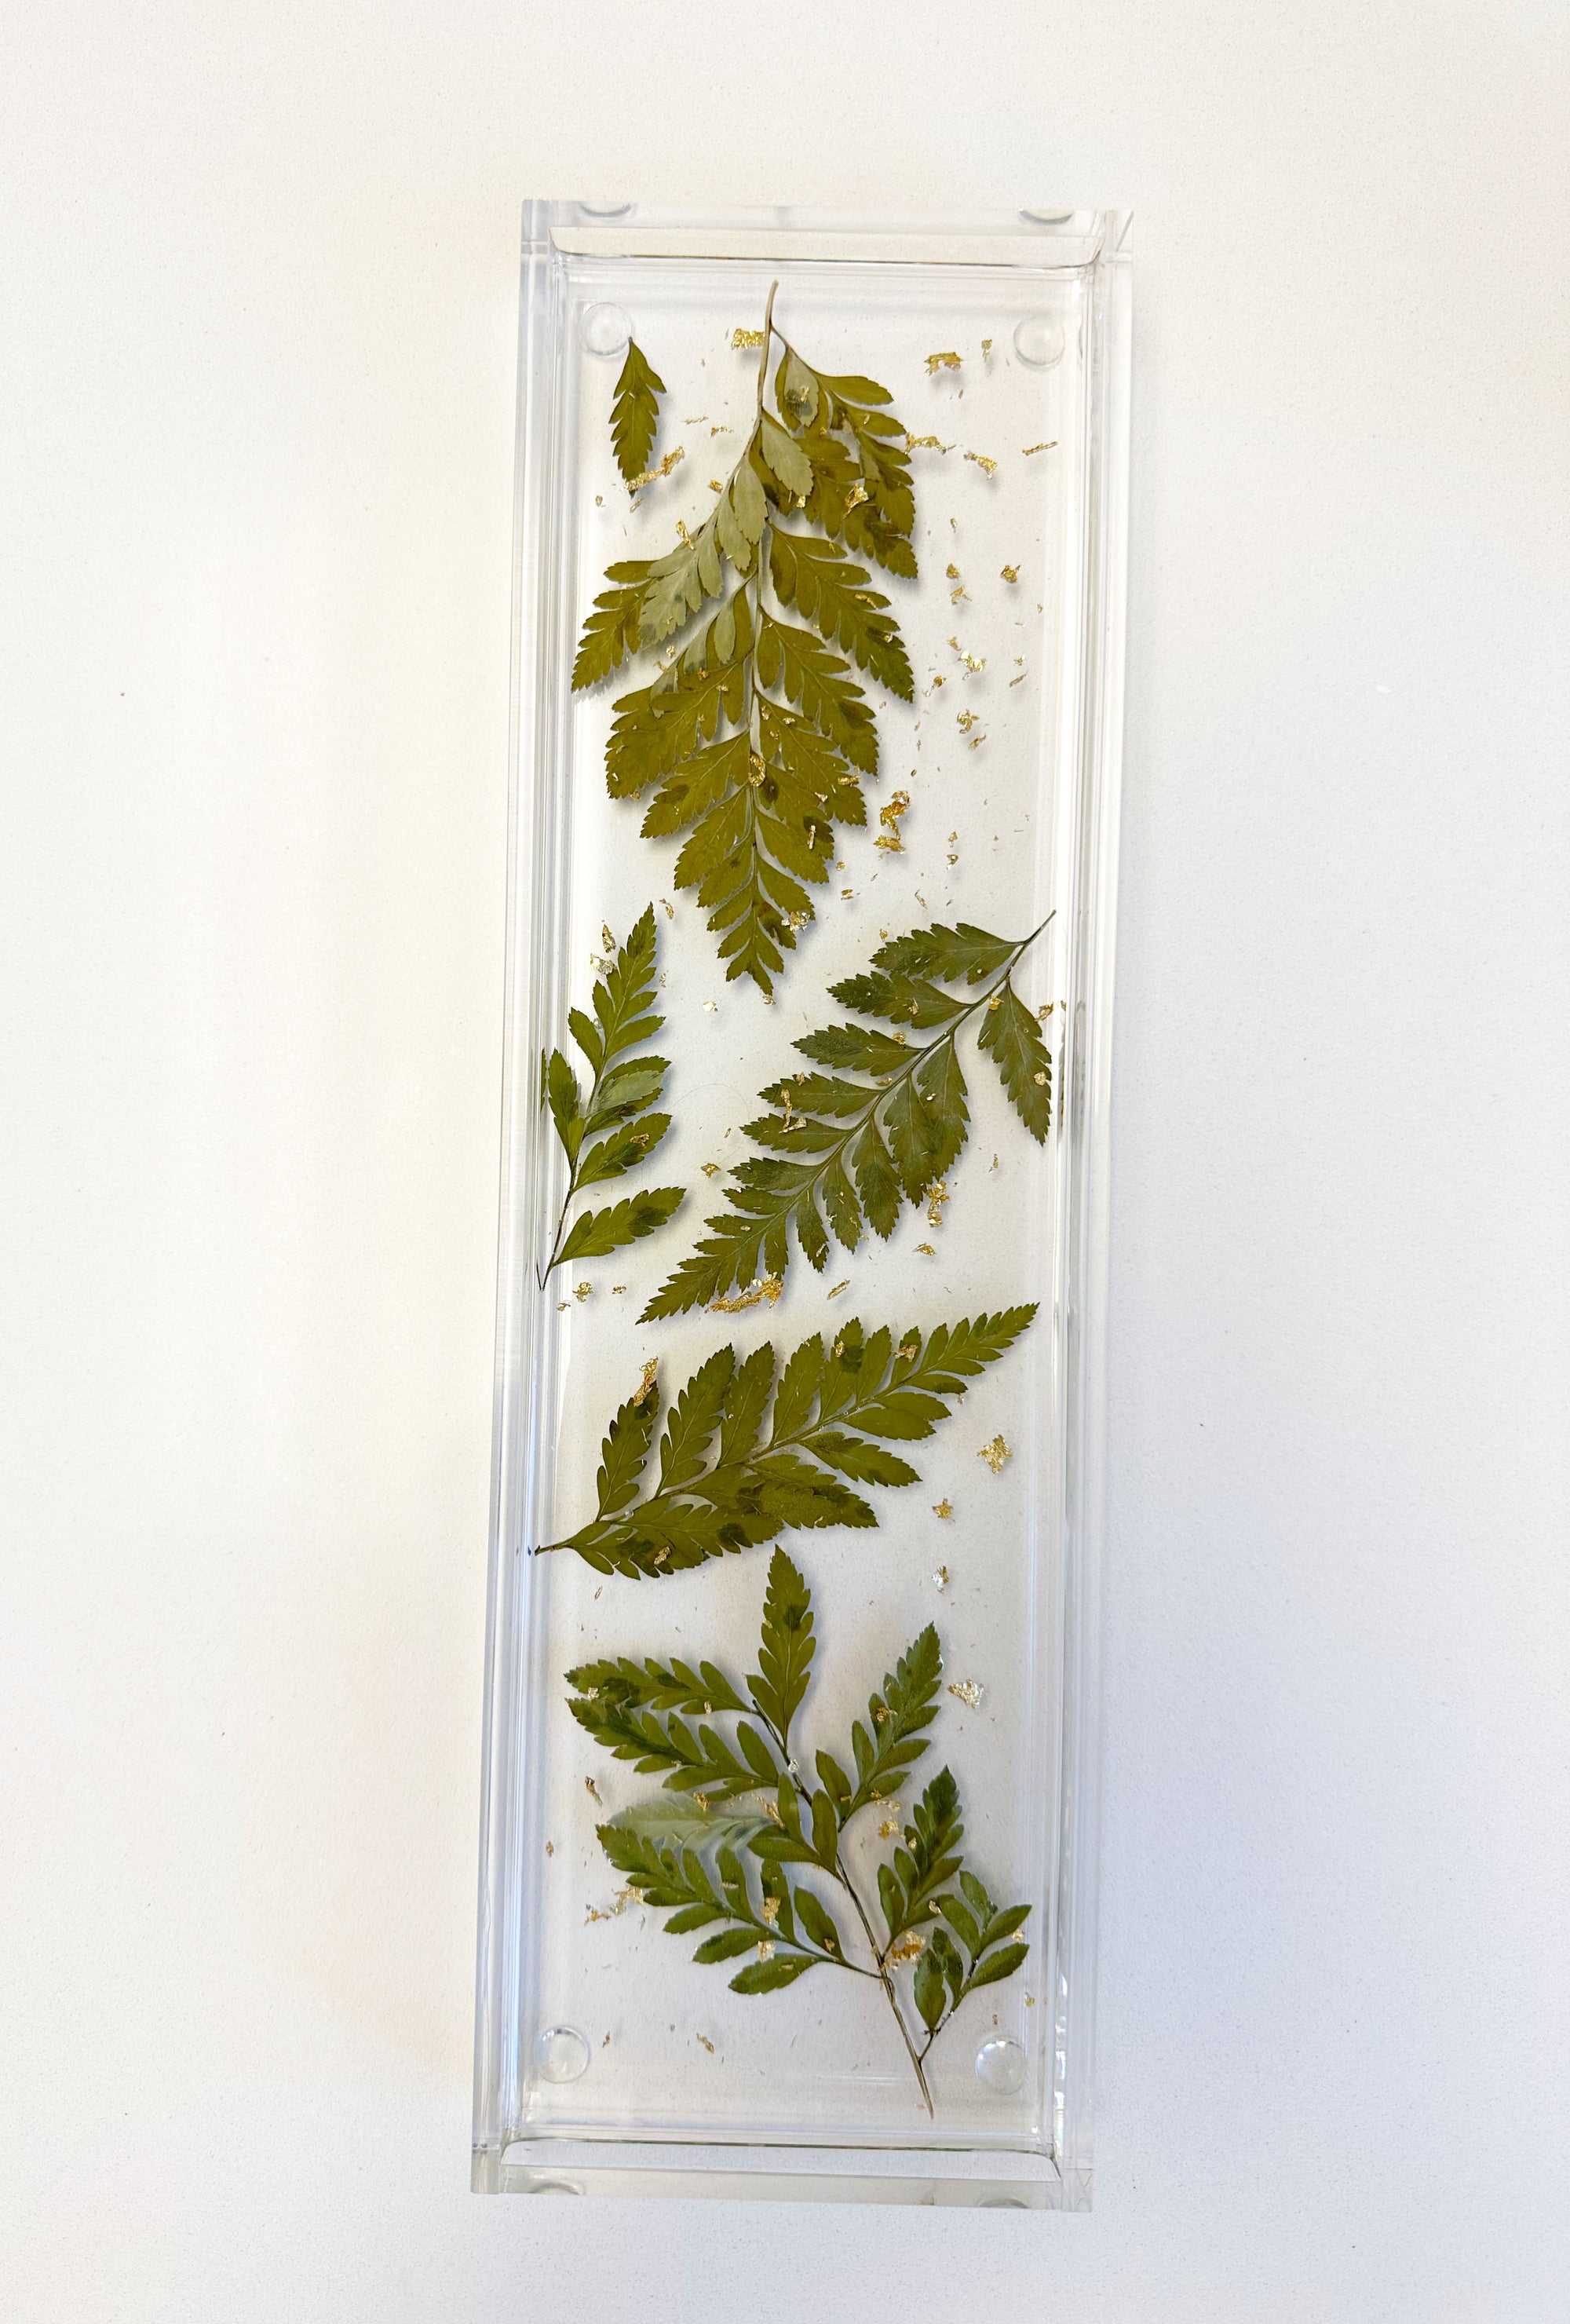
[3,5,1566,2318]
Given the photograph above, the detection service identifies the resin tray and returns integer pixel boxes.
[474,202,1130,2208]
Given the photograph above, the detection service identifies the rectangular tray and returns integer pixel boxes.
[474,201,1130,2208]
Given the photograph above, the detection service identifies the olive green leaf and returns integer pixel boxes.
[571,1553,1030,2110]
[540,1306,1036,1579]
[644,917,1055,1317]
[537,903,685,1280]
[571,287,918,992]
[611,338,666,487]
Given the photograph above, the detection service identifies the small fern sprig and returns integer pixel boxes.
[571,1550,1031,2113]
[644,915,1055,1318]
[538,904,685,1281]
[610,340,666,486]
[572,285,917,995]
[539,1306,1035,1577]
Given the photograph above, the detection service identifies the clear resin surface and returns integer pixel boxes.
[476,203,1129,2207]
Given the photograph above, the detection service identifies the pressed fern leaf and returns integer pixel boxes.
[538,903,685,1280]
[540,1306,1035,1578]
[610,339,666,487]
[571,287,917,992]
[644,916,1055,1317]
[575,1551,1030,2107]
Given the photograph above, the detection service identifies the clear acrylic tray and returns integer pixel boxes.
[474,202,1130,2208]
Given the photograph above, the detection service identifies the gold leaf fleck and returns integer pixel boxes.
[916,1241,936,1256]
[760,1896,780,1926]
[950,584,968,602]
[955,708,978,732]
[897,1339,918,1361]
[1000,564,1019,583]
[933,1500,953,1522]
[947,1678,984,1709]
[844,479,869,508]
[1037,1000,1055,1021]
[585,1776,601,1804]
[977,1434,1013,1473]
[827,1280,849,1299]
[1033,1070,1048,1085]
[545,1840,553,1855]
[700,1161,722,1177]
[873,788,910,853]
[612,1284,626,1295]
[696,2032,716,2052]
[732,327,765,349]
[628,445,685,489]
[926,351,962,373]
[630,1358,659,1407]
[1009,671,1026,687]
[703,999,717,1012]
[905,433,951,451]
[756,1938,775,1962]
[926,1178,950,1227]
[708,1274,783,1314]
[1023,440,1057,455]
[887,1929,927,1963]
[981,336,993,357]
[964,449,998,476]
[878,1814,902,1838]
[575,1282,592,1302]
[945,563,961,580]
[948,638,984,672]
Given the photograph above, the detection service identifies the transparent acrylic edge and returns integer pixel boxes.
[473,201,1132,2205]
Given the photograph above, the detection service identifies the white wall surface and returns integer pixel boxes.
[3,5,1566,2319]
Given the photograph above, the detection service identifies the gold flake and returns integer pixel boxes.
[947,1678,984,1709]
[977,1434,1013,1473]
[1037,1000,1055,1020]
[710,422,727,434]
[1025,1993,1037,2007]
[905,433,951,451]
[583,1905,608,1924]
[629,445,686,489]
[545,1840,553,1855]
[893,1032,907,1045]
[987,994,1002,1011]
[969,734,985,749]
[696,2032,716,2052]
[947,852,958,864]
[703,999,717,1011]
[700,1161,722,1177]
[1009,671,1026,687]
[926,351,962,373]
[827,1280,849,1299]
[878,1814,902,1838]
[787,909,810,930]
[756,1938,776,1961]
[1022,440,1057,455]
[602,2032,611,2045]
[674,519,691,544]
[585,1776,602,1804]
[1000,565,1019,583]
[841,886,855,899]
[659,897,674,919]
[887,1929,927,1963]
[991,1154,999,1170]
[931,674,945,688]
[832,1337,845,1357]
[631,1358,659,1407]
[557,1301,568,1311]
[707,478,722,492]
[612,1284,626,1295]
[955,708,978,732]
[950,584,968,602]
[933,1562,951,1590]
[601,923,615,953]
[916,1241,936,1256]
[844,479,869,508]
[926,1179,950,1227]
[964,449,998,476]
[897,1339,919,1361]
[685,415,708,423]
[874,788,911,852]
[594,493,603,506]
[759,1895,780,1926]
[732,327,765,348]
[874,1703,889,1725]
[948,638,984,672]
[652,1544,670,1566]
[981,336,993,357]
[575,1282,592,1302]
[1033,1070,1048,1085]
[933,1500,954,1521]
[708,1274,783,1314]
[946,562,961,580]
